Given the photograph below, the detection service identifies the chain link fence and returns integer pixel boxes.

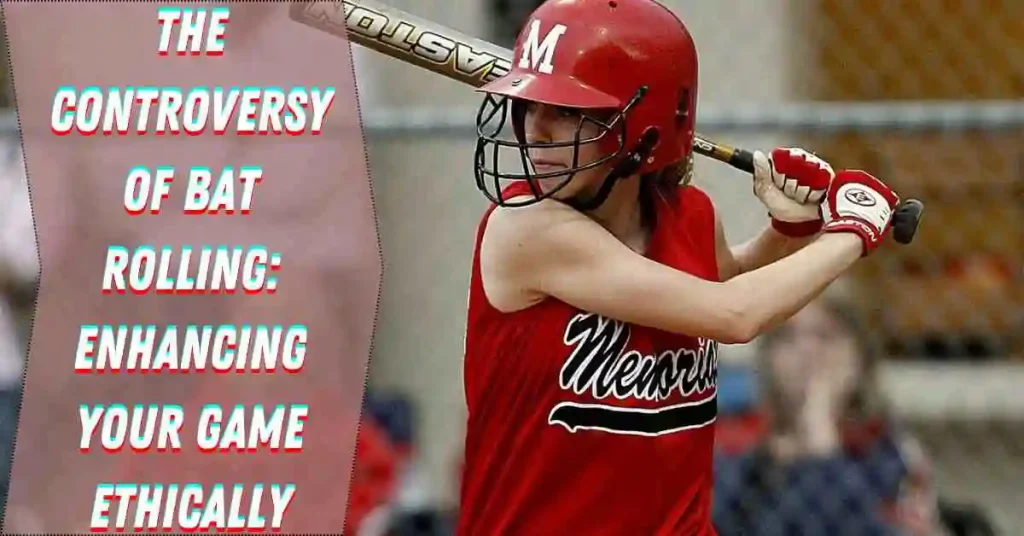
[0,0,1021,534]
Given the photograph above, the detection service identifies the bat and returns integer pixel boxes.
[289,0,923,245]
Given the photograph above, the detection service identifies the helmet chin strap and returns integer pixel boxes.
[566,128,660,212]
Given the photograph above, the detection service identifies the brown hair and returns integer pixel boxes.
[638,155,692,229]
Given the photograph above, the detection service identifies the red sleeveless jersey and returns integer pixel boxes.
[457,183,722,536]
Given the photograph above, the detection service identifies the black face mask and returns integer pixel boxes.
[472,88,648,210]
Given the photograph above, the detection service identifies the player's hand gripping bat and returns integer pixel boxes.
[289,0,923,245]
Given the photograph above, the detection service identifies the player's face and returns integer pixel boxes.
[765,301,861,410]
[521,102,614,201]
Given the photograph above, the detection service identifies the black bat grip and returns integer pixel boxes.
[727,148,756,174]
[891,198,924,245]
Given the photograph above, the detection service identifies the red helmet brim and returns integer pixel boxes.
[477,71,622,110]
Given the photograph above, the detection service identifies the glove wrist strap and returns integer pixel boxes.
[770,216,823,238]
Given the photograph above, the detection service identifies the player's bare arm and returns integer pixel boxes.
[716,212,815,282]
[482,197,746,342]
[482,168,896,344]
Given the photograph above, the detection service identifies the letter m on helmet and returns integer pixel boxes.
[517,19,567,75]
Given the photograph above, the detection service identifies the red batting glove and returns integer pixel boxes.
[821,170,900,256]
[753,148,834,238]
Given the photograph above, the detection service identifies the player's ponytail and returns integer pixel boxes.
[638,155,692,230]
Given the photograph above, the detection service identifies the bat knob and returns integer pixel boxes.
[892,199,924,245]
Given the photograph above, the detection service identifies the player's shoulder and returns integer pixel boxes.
[479,197,586,263]
[483,196,580,236]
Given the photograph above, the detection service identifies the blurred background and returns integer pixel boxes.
[0,1,1020,534]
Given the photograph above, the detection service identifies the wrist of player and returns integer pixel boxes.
[766,198,823,237]
[821,171,899,256]
[821,218,881,254]
[769,210,823,238]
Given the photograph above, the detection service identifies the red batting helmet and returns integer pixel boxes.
[474,0,699,209]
